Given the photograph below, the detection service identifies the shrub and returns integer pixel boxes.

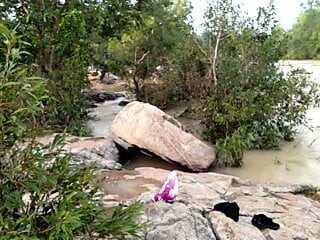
[41,56,91,136]
[0,24,47,152]
[202,1,319,166]
[0,136,145,239]
[0,24,145,239]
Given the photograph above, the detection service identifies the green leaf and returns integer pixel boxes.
[0,23,11,40]
[27,181,42,194]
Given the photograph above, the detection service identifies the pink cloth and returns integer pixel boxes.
[153,171,178,203]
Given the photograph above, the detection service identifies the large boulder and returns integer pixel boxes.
[37,135,121,171]
[101,168,320,240]
[110,101,216,171]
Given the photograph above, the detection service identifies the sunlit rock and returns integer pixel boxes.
[110,101,216,171]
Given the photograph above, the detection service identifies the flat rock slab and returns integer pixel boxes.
[110,101,216,171]
[37,135,121,170]
[102,168,320,240]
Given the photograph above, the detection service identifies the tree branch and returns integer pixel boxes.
[212,30,222,85]
[137,50,150,65]
[18,0,29,16]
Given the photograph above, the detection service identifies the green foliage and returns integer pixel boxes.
[0,135,146,239]
[1,1,139,135]
[214,127,253,166]
[41,56,91,136]
[0,24,145,239]
[107,0,196,104]
[0,24,47,152]
[287,6,320,59]
[202,0,319,166]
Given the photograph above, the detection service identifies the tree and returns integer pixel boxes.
[201,0,319,166]
[287,6,320,59]
[107,0,194,103]
[0,0,135,74]
[200,0,239,89]
[0,23,145,240]
[301,0,320,10]
[0,0,138,135]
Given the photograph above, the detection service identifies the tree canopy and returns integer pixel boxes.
[287,0,320,59]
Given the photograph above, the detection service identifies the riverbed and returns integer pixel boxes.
[88,61,320,187]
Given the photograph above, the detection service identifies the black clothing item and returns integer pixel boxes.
[252,214,280,230]
[213,202,240,222]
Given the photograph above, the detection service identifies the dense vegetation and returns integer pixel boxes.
[0,0,138,135]
[0,0,319,237]
[287,0,320,59]
[107,0,319,166]
[200,1,319,166]
[0,24,145,239]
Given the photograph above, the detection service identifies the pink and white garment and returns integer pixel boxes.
[153,171,178,203]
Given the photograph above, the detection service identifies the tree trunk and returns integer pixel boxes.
[48,15,63,73]
[211,30,221,86]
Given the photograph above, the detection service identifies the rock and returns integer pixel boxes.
[101,168,320,240]
[118,100,132,106]
[84,89,125,102]
[209,211,265,240]
[102,73,121,84]
[110,101,216,171]
[87,73,100,81]
[37,135,121,171]
[145,202,216,240]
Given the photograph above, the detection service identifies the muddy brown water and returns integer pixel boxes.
[89,61,320,187]
[216,61,320,187]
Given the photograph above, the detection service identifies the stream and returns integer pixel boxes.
[88,60,320,187]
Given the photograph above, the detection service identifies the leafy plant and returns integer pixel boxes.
[0,135,146,239]
[41,56,91,136]
[0,23,47,152]
[0,1,140,136]
[107,0,195,104]
[202,0,319,166]
[0,24,145,240]
[287,2,320,59]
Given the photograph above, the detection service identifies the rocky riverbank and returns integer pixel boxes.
[101,168,320,240]
[67,73,320,239]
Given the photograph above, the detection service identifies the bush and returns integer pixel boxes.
[0,24,145,239]
[0,136,145,239]
[202,1,319,166]
[0,24,47,153]
[41,56,91,136]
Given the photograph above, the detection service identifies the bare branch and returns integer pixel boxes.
[137,50,150,65]
[18,0,29,15]
[212,30,222,85]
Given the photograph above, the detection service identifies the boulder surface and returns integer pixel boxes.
[110,101,216,171]
[37,135,121,170]
[101,168,320,240]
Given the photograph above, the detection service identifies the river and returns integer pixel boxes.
[88,60,320,187]
[216,60,320,187]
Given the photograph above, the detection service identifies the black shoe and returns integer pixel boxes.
[252,214,280,230]
[213,202,240,222]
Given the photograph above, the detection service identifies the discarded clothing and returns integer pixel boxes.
[213,202,240,222]
[252,214,280,230]
[153,170,178,203]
